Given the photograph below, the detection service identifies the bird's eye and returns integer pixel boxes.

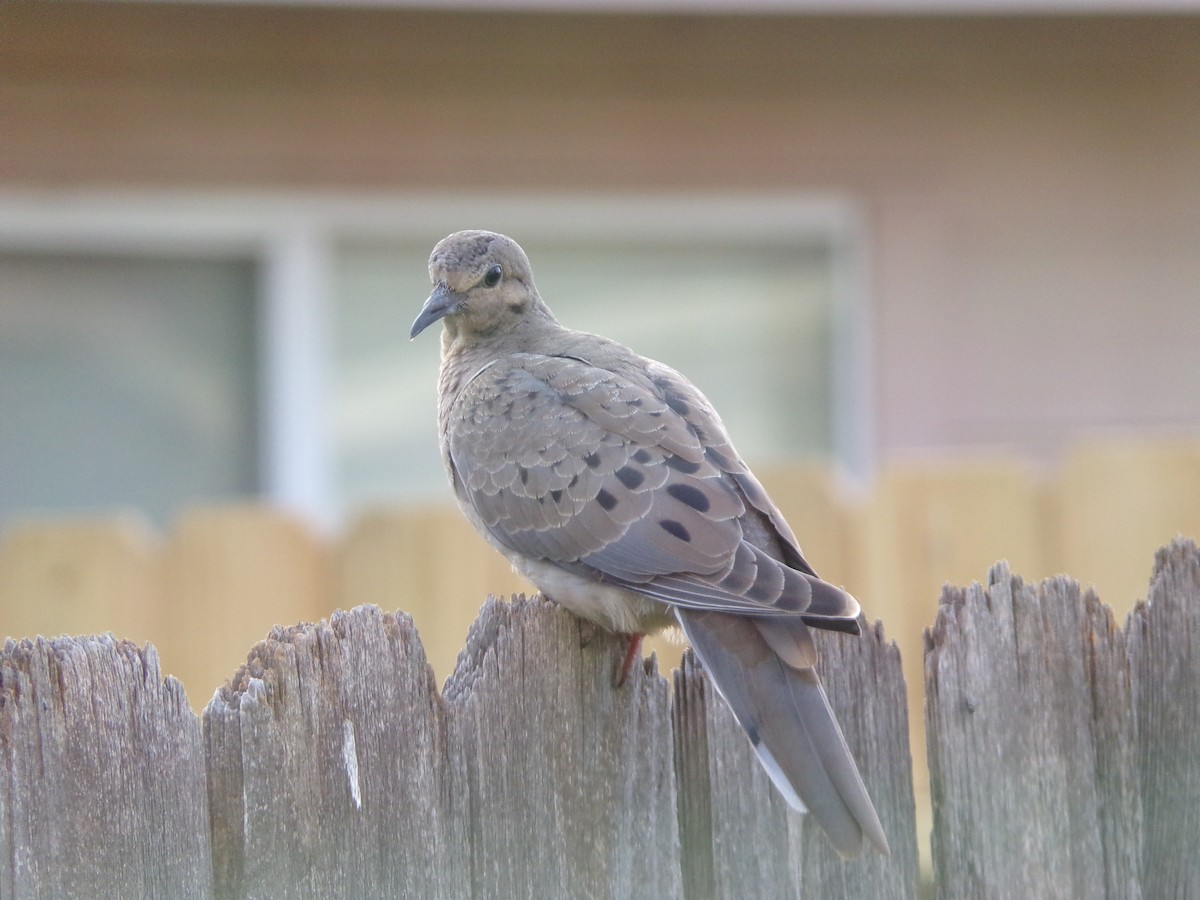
[483,265,503,287]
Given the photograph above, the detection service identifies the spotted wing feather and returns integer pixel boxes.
[445,351,859,628]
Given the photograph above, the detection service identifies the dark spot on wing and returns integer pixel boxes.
[632,448,653,464]
[568,474,579,488]
[664,454,703,475]
[615,466,644,489]
[596,489,618,511]
[653,378,692,417]
[705,447,732,469]
[660,519,690,542]
[550,489,563,503]
[666,483,710,513]
[584,451,602,469]
[519,467,529,485]
[685,421,709,444]
[665,395,690,416]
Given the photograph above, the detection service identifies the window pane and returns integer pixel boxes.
[332,238,833,516]
[0,252,260,526]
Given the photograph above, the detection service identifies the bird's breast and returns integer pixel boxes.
[507,553,676,636]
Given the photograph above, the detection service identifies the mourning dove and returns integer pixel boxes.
[411,230,889,857]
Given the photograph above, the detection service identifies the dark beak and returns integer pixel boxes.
[410,283,461,339]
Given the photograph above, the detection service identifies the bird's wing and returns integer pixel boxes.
[445,350,858,627]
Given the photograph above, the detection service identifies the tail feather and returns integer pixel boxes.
[676,608,889,858]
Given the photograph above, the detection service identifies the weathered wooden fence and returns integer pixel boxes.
[1,539,1196,898]
[1,438,1198,892]
[926,539,1200,899]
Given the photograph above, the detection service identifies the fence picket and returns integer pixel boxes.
[1127,539,1200,897]
[924,564,1143,899]
[0,517,158,647]
[205,604,462,899]
[0,635,210,898]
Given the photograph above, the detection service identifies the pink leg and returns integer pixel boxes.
[614,633,644,688]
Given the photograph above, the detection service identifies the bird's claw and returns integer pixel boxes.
[613,633,644,688]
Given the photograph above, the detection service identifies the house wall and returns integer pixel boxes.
[3,3,1198,465]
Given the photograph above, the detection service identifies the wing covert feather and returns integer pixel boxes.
[446,352,855,625]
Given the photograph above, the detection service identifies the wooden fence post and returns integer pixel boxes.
[444,597,682,900]
[0,518,159,652]
[1127,539,1200,897]
[204,603,464,899]
[925,537,1200,899]
[925,565,1141,899]
[0,635,211,898]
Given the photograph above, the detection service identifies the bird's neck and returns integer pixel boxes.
[441,311,564,367]
[436,316,560,411]
[437,335,491,407]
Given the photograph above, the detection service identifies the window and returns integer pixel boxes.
[0,250,259,526]
[0,194,869,530]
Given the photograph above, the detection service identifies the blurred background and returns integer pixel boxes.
[2,0,1199,874]
[4,1,1198,528]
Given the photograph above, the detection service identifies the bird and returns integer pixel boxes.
[410,229,889,858]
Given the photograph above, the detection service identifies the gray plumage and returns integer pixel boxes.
[411,230,888,857]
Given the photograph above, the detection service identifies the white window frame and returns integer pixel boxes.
[0,191,873,530]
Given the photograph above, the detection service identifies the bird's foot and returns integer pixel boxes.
[613,633,644,688]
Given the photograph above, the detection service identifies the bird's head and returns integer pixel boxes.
[410,230,550,342]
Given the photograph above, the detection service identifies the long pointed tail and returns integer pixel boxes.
[676,608,889,857]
